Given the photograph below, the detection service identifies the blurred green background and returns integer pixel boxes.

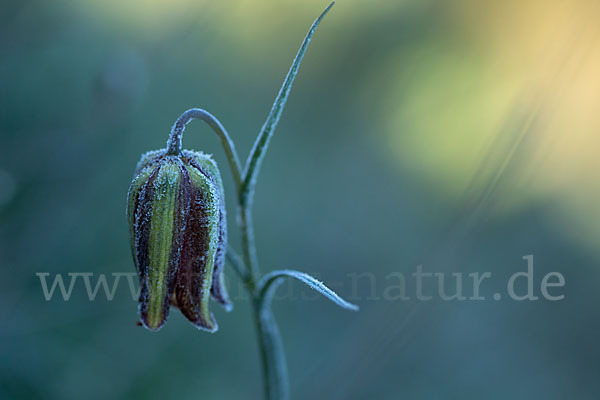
[2,0,600,398]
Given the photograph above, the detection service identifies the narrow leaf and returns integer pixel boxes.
[259,269,359,311]
[240,2,335,206]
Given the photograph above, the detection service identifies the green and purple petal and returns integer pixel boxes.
[174,162,220,332]
[130,158,188,331]
[183,150,231,310]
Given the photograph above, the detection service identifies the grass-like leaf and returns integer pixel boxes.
[259,269,359,311]
[240,2,335,206]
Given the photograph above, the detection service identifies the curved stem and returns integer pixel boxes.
[166,108,243,192]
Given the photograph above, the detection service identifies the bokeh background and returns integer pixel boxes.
[2,0,600,398]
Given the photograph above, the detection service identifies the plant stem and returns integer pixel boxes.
[239,205,259,288]
[236,4,334,396]
[238,201,289,399]
[253,297,289,400]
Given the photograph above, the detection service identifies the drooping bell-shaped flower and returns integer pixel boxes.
[127,112,230,332]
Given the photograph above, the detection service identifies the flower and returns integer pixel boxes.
[127,147,229,332]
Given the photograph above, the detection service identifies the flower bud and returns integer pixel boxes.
[127,147,229,332]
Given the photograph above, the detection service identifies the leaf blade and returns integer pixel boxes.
[259,269,359,311]
[240,2,335,206]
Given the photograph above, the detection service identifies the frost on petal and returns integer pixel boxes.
[134,159,187,331]
[134,149,165,175]
[174,163,220,332]
[183,150,231,310]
